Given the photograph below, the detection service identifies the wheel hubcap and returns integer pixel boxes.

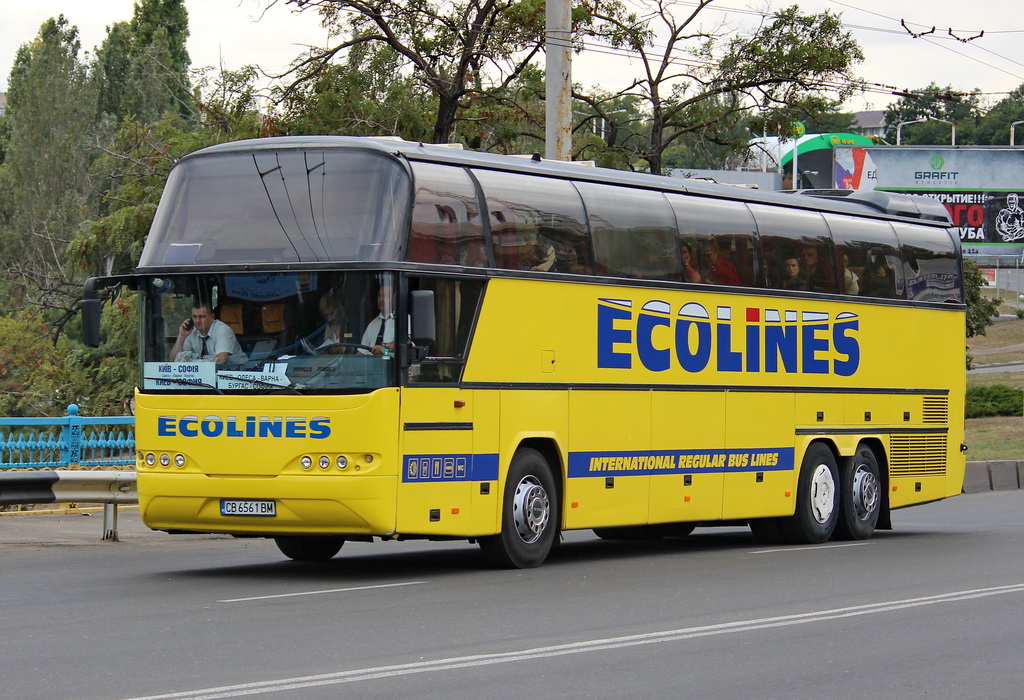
[512,476,550,544]
[851,465,880,521]
[809,464,836,524]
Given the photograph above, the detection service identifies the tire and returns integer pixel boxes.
[780,443,839,544]
[274,535,345,561]
[833,444,882,541]
[479,448,559,568]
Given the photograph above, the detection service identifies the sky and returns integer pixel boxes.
[2,0,1023,115]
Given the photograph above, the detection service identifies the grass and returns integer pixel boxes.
[965,314,1024,460]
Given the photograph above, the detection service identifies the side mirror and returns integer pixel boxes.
[410,290,435,345]
[82,299,103,348]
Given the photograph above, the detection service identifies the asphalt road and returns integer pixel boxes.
[2,491,1023,700]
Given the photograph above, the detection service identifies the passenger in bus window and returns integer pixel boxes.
[359,284,395,355]
[841,253,860,295]
[523,239,556,271]
[800,243,834,292]
[862,257,897,298]
[316,289,348,354]
[680,241,701,282]
[170,302,242,363]
[699,238,740,285]
[778,254,808,291]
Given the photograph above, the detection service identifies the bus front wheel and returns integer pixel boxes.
[274,535,345,561]
[781,443,839,544]
[479,448,559,569]
[834,444,882,540]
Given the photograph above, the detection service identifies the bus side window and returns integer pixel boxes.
[407,276,485,384]
[824,214,904,300]
[474,169,592,276]
[407,163,486,267]
[892,222,962,303]
[668,195,761,288]
[751,205,835,292]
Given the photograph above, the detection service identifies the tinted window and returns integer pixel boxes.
[407,163,488,267]
[751,204,836,293]
[668,195,760,287]
[825,214,903,299]
[576,182,678,280]
[141,150,410,266]
[408,276,485,383]
[892,223,962,302]
[474,170,592,274]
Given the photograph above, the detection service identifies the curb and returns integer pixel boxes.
[964,461,1023,493]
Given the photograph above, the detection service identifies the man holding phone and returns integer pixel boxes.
[170,302,242,363]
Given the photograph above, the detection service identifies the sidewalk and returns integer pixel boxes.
[0,507,219,545]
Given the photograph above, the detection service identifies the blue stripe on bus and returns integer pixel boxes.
[402,453,499,483]
[567,448,795,478]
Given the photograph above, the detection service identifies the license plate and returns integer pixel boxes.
[220,499,276,517]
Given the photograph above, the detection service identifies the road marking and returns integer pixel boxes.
[217,581,424,603]
[130,582,1024,700]
[750,541,872,554]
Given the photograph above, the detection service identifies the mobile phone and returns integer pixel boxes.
[185,319,194,331]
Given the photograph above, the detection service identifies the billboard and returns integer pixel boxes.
[834,145,1024,257]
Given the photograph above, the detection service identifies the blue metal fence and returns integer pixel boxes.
[0,404,134,469]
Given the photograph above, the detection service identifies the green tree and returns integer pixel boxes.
[279,41,434,139]
[587,3,863,175]
[93,0,193,125]
[963,259,999,369]
[281,0,600,143]
[0,16,98,327]
[973,83,1024,145]
[882,83,982,145]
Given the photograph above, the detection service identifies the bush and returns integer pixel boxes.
[966,385,1024,418]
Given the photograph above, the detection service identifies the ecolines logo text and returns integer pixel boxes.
[157,415,331,439]
[597,299,860,376]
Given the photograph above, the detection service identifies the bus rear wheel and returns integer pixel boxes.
[834,444,882,540]
[781,443,839,544]
[274,535,345,561]
[479,447,559,569]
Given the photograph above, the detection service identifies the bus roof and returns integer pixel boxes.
[183,136,952,227]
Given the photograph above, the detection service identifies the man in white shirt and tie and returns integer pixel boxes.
[359,284,395,355]
[170,303,242,363]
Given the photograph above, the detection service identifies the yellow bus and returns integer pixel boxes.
[84,136,965,568]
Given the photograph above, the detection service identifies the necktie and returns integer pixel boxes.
[201,336,209,357]
[375,317,385,346]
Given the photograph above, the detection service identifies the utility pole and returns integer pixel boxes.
[545,0,572,161]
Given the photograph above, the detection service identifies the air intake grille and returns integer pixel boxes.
[921,396,948,424]
[889,434,947,477]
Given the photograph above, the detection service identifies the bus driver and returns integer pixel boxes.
[170,303,242,363]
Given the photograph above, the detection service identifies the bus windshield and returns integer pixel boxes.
[139,148,410,266]
[140,271,398,393]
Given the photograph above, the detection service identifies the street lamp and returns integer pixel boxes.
[1011,120,1024,146]
[930,117,956,145]
[896,116,956,145]
[896,118,927,145]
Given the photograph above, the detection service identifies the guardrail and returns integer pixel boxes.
[0,470,137,540]
[1,404,135,539]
